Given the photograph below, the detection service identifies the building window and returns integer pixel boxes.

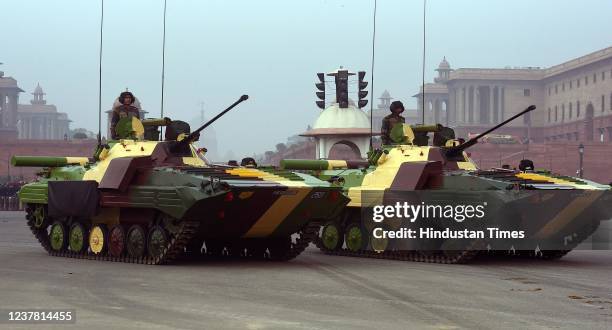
[561,104,565,122]
[577,101,581,117]
[585,76,588,85]
[569,102,573,119]
[555,106,558,122]
[548,108,551,122]
[555,85,558,94]
[577,78,580,88]
[562,83,565,91]
[603,71,606,81]
[594,73,597,83]
[603,95,606,112]
[523,89,530,97]
[569,80,573,89]
[548,87,551,96]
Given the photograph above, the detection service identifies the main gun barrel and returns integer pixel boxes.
[446,105,536,156]
[182,95,249,144]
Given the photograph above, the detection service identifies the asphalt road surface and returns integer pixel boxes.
[1,211,611,330]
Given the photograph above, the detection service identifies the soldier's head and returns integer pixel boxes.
[390,101,404,114]
[119,91,135,106]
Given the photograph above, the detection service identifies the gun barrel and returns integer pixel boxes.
[183,95,249,144]
[447,105,536,156]
[410,124,442,133]
[11,156,90,167]
[281,159,368,170]
[142,118,171,127]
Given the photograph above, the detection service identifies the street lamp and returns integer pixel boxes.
[578,143,584,178]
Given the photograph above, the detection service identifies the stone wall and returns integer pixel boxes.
[0,139,98,179]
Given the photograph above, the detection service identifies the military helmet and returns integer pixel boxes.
[390,100,404,113]
[119,91,135,105]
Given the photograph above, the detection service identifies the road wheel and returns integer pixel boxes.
[49,221,67,252]
[32,205,48,229]
[126,225,146,258]
[147,225,169,259]
[68,223,87,253]
[89,224,108,255]
[345,223,367,252]
[320,222,344,251]
[109,225,126,258]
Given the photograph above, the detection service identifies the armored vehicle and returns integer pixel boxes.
[14,95,349,264]
[282,105,612,263]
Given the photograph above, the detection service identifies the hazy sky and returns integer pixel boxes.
[2,0,611,159]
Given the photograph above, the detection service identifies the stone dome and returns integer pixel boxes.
[437,57,450,70]
[313,103,371,129]
[33,83,44,94]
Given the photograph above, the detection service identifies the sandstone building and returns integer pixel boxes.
[415,47,612,142]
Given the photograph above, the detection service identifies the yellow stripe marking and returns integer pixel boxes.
[243,188,312,237]
[533,191,602,238]
[327,160,348,169]
[515,172,592,189]
[66,157,89,166]
[225,168,307,187]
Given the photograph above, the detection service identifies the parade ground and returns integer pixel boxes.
[1,211,611,329]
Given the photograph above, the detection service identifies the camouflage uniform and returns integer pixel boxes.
[381,113,405,145]
[110,105,140,139]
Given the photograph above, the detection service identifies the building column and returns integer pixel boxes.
[449,91,456,126]
[461,86,466,124]
[434,98,439,124]
[8,95,19,128]
[474,86,480,124]
[500,87,505,121]
[497,87,502,123]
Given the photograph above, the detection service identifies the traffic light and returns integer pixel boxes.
[335,69,349,108]
[357,71,368,108]
[315,72,325,109]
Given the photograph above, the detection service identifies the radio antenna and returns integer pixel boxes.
[97,0,104,145]
[368,0,377,152]
[421,0,427,125]
[160,0,168,137]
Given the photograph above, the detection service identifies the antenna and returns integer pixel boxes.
[97,0,104,145]
[369,0,378,151]
[421,0,426,125]
[160,0,168,137]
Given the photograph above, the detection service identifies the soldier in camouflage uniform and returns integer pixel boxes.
[380,100,405,145]
[110,91,141,139]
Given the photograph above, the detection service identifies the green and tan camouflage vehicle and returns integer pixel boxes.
[282,105,612,263]
[14,95,348,264]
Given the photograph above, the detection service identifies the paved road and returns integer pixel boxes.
[1,211,611,330]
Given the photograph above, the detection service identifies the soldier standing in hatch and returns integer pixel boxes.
[110,91,141,139]
[381,100,406,145]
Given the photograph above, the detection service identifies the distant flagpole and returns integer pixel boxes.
[160,0,168,138]
[97,0,104,144]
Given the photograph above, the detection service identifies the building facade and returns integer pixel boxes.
[415,47,612,142]
[17,84,71,140]
[0,70,23,140]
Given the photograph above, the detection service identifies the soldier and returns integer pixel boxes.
[380,100,406,145]
[110,91,141,139]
